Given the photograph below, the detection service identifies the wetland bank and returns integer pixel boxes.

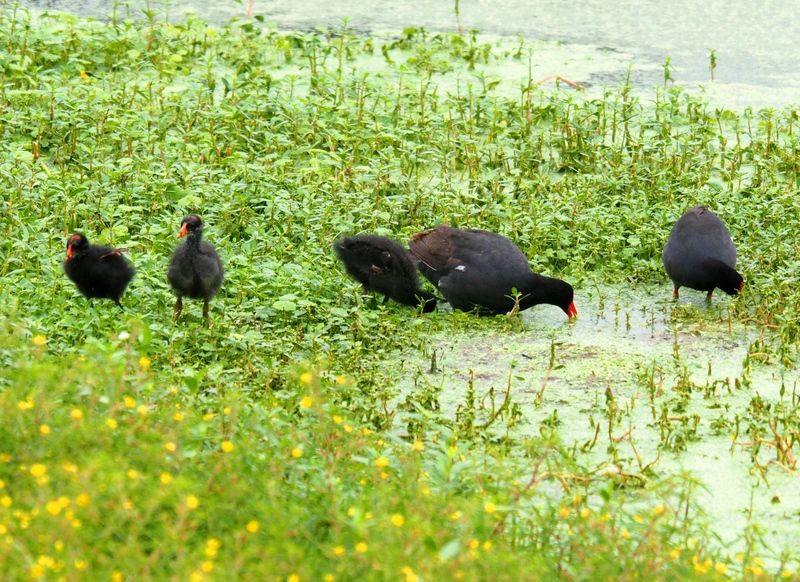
[1,4,800,579]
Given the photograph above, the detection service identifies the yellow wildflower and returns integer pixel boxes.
[206,538,221,555]
[221,441,234,453]
[30,464,47,478]
[106,418,118,429]
[693,557,712,575]
[138,356,151,370]
[335,375,347,385]
[245,520,259,533]
[111,572,124,582]
[160,473,173,485]
[332,415,342,424]
[79,70,89,81]
[390,513,405,527]
[580,507,590,519]
[299,372,313,385]
[291,447,303,459]
[411,440,424,452]
[287,575,300,582]
[46,500,63,516]
[173,412,184,422]
[355,541,368,553]
[299,396,313,409]
[652,504,666,516]
[333,545,345,557]
[374,456,389,468]
[484,502,496,514]
[401,566,419,582]
[32,335,47,346]
[0,496,11,507]
[76,493,90,507]
[123,396,136,408]
[468,539,480,550]
[715,563,727,575]
[70,409,83,420]
[558,507,570,518]
[186,495,199,510]
[127,470,138,480]
[201,562,214,573]
[74,559,87,571]
[39,424,51,435]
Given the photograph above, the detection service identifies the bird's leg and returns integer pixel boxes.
[203,299,211,326]
[115,299,125,311]
[706,290,714,302]
[173,297,183,321]
[672,287,679,301]
[382,295,390,305]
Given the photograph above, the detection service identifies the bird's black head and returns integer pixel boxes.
[719,269,745,296]
[543,278,578,320]
[65,233,89,261]
[178,214,204,238]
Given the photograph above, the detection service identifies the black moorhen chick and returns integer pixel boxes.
[334,234,437,312]
[63,232,134,308]
[662,205,744,301]
[409,225,577,318]
[167,215,223,323]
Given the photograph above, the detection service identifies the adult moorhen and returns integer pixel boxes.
[409,225,577,318]
[167,215,223,323]
[662,205,744,301]
[334,234,437,312]
[63,232,134,308]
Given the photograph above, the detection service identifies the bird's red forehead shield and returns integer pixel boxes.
[567,301,578,320]
[66,235,81,260]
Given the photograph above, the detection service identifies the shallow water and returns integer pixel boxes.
[19,0,800,109]
[393,285,800,557]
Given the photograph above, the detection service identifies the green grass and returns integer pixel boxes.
[1,4,799,580]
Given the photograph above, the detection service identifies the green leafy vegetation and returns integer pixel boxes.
[1,5,799,579]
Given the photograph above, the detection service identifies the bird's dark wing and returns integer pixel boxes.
[408,225,455,272]
[99,247,129,260]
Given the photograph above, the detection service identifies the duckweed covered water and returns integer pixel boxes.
[394,286,800,557]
